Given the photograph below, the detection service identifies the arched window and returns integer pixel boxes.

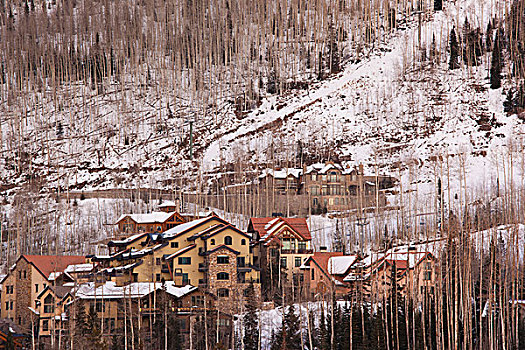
[241,239,246,246]
[211,239,215,245]
[218,288,229,297]
[217,272,229,280]
[224,236,232,245]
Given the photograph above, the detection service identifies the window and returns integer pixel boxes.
[132,274,138,282]
[280,257,287,268]
[218,288,229,297]
[5,302,8,310]
[178,257,191,265]
[241,239,246,245]
[330,171,338,182]
[35,284,39,293]
[424,271,432,281]
[237,272,246,283]
[182,273,189,285]
[94,301,105,313]
[271,248,278,257]
[192,296,204,307]
[217,256,229,264]
[42,320,49,332]
[312,174,317,181]
[298,242,307,251]
[156,258,161,265]
[18,271,21,279]
[224,236,232,245]
[237,257,246,267]
[211,239,215,245]
[217,272,229,280]
[313,198,318,206]
[295,257,302,267]
[156,274,161,282]
[171,242,179,249]
[218,318,230,326]
[43,295,55,314]
[311,269,315,280]
[23,271,26,279]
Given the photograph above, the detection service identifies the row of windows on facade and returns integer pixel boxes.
[312,197,352,207]
[309,185,348,196]
[280,256,304,268]
[167,236,246,250]
[309,173,353,183]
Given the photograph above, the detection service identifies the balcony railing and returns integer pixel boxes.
[280,249,313,255]
[198,263,208,272]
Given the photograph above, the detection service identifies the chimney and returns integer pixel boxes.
[359,163,364,175]
[175,197,181,212]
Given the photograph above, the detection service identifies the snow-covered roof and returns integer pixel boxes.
[48,272,62,281]
[164,244,196,260]
[158,200,177,208]
[162,216,211,239]
[64,263,94,274]
[74,281,196,300]
[109,232,148,245]
[328,255,359,275]
[259,168,302,179]
[116,211,174,224]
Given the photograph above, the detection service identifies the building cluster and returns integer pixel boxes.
[0,202,437,348]
[237,161,396,214]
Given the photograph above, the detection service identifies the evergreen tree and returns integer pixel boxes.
[449,28,460,69]
[490,29,502,89]
[283,304,302,350]
[486,21,493,51]
[327,19,340,74]
[5,331,15,350]
[434,0,442,11]
[267,65,278,94]
[243,282,259,350]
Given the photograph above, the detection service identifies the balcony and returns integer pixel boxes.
[198,279,208,288]
[161,265,170,273]
[280,249,313,255]
[198,263,208,272]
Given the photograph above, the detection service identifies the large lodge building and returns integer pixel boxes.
[0,200,437,348]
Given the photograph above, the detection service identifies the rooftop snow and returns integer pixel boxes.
[328,255,358,275]
[75,281,196,299]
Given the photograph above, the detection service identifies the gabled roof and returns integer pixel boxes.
[37,285,72,300]
[259,168,303,179]
[74,281,197,300]
[116,211,175,225]
[164,245,196,261]
[204,244,240,255]
[161,215,228,240]
[108,232,149,247]
[328,255,359,275]
[248,217,311,242]
[22,255,86,280]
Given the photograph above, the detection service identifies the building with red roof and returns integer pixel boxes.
[248,217,313,300]
[0,255,86,332]
[300,251,360,299]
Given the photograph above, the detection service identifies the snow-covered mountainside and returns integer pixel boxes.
[0,0,514,201]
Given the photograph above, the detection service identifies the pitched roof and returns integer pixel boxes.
[37,285,72,300]
[116,211,175,225]
[328,255,359,275]
[249,217,311,241]
[204,244,240,255]
[161,216,219,239]
[303,252,349,284]
[23,255,86,280]
[74,281,197,300]
[164,244,196,261]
